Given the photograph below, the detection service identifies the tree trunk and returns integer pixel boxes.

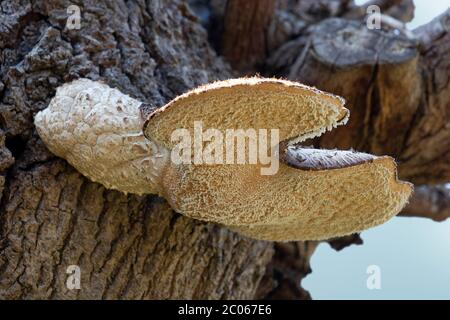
[221,0,275,71]
[1,0,449,300]
[0,0,274,300]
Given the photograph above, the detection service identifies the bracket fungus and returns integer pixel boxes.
[34,78,413,241]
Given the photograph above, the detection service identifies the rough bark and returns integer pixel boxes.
[266,9,450,186]
[1,0,449,300]
[0,0,273,299]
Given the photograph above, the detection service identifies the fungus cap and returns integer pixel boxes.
[35,77,413,242]
[143,78,349,149]
[144,77,413,241]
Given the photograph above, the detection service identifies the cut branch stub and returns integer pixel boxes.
[311,18,417,67]
[399,9,450,184]
[36,77,413,241]
[268,12,450,185]
[268,17,424,178]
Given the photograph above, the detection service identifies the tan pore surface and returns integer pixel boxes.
[144,78,349,148]
[162,156,412,241]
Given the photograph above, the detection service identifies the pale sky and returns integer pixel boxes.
[303,0,450,300]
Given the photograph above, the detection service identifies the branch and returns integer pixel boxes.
[414,8,450,50]
[266,9,450,185]
[399,8,450,184]
[400,185,450,222]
